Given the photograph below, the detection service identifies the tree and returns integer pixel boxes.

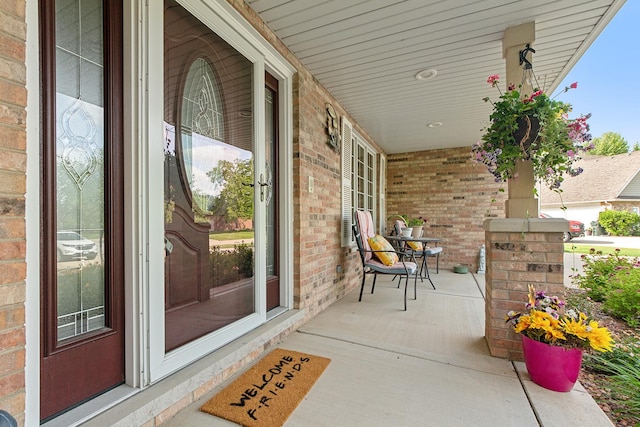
[207,158,253,222]
[598,210,640,236]
[589,132,629,156]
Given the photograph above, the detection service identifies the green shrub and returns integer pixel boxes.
[599,210,640,236]
[573,249,640,327]
[604,267,640,327]
[585,341,640,422]
[572,248,635,301]
[209,243,254,288]
[235,243,254,278]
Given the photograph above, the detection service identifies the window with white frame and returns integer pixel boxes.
[352,135,376,214]
[341,117,383,246]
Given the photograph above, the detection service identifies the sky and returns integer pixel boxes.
[552,1,640,147]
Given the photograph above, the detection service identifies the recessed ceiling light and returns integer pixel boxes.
[427,122,443,128]
[415,69,438,80]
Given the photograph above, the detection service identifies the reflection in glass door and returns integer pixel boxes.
[164,0,255,351]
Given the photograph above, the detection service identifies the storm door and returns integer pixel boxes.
[39,0,124,421]
[163,0,257,351]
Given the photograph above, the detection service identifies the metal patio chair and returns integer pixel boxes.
[353,210,418,310]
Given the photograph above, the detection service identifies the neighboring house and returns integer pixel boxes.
[0,1,623,425]
[540,151,640,226]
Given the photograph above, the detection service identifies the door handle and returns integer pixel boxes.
[258,173,270,202]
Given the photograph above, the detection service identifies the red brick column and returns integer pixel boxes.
[484,218,567,361]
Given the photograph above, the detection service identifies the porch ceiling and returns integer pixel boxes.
[247,0,625,154]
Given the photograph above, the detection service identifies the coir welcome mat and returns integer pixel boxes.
[200,348,331,426]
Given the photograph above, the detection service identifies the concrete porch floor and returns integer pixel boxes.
[165,270,612,426]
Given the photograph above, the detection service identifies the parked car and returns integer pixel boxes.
[540,213,585,242]
[57,231,98,261]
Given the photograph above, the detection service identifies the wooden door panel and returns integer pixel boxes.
[41,332,123,419]
[164,205,210,310]
[266,276,279,310]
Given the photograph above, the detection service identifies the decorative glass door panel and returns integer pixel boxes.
[164,0,255,352]
[41,0,124,420]
[55,0,106,342]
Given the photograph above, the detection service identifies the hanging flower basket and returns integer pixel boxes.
[472,74,593,191]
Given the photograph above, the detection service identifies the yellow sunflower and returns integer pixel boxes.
[560,316,590,340]
[514,314,532,333]
[586,321,614,352]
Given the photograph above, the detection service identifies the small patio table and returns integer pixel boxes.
[385,235,443,288]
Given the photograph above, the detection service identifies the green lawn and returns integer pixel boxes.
[564,244,640,257]
[209,230,254,240]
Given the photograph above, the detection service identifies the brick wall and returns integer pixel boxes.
[483,219,566,360]
[292,68,363,317]
[0,0,27,424]
[387,147,506,271]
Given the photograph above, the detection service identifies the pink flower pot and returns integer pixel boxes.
[521,335,583,392]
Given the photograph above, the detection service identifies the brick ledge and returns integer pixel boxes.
[483,218,568,233]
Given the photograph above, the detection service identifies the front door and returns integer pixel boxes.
[265,73,280,310]
[39,0,124,421]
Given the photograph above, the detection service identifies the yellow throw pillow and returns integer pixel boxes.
[367,235,399,266]
[407,241,423,251]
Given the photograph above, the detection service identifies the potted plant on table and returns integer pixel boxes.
[471,74,593,193]
[407,217,427,238]
[505,285,613,392]
[387,214,412,236]
[388,215,427,237]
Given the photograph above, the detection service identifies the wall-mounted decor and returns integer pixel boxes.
[325,103,340,152]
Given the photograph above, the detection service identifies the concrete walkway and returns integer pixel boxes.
[166,271,612,426]
[570,235,640,249]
